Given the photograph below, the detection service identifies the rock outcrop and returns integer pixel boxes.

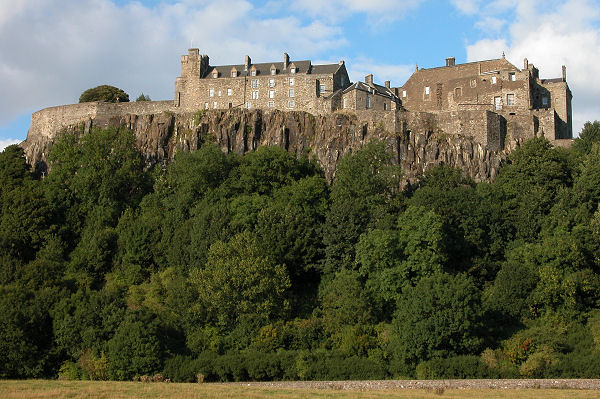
[21,102,509,183]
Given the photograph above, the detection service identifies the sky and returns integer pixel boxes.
[1,0,599,150]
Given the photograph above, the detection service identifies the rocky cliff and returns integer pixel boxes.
[22,103,509,183]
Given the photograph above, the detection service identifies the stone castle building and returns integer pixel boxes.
[174,49,572,142]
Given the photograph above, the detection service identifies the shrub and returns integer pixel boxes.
[416,356,491,379]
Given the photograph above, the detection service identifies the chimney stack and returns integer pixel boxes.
[245,55,251,71]
[445,57,455,67]
[385,80,390,88]
[562,65,567,81]
[339,60,345,65]
[365,74,373,85]
[283,53,289,70]
[524,58,529,69]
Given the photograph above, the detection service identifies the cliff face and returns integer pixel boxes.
[22,104,508,183]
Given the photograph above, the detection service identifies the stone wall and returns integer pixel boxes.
[22,105,514,183]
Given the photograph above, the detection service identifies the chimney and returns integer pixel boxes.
[524,58,529,69]
[188,48,199,56]
[365,74,373,85]
[562,65,567,81]
[445,57,455,67]
[283,53,289,70]
[339,60,345,65]
[385,80,390,88]
[245,55,251,71]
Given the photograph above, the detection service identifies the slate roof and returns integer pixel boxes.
[203,59,341,78]
[343,81,400,101]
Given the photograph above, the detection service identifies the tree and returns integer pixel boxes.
[190,231,290,329]
[392,272,484,364]
[79,85,129,103]
[135,93,151,102]
[107,310,162,380]
[572,121,600,158]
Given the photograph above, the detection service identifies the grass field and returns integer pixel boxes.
[1,380,600,399]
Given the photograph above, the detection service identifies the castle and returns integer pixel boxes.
[22,49,574,181]
[174,49,572,142]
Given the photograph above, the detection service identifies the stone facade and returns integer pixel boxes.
[174,49,352,114]
[397,55,573,141]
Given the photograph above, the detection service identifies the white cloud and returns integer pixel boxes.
[465,0,600,135]
[0,139,21,152]
[450,0,480,15]
[291,0,427,23]
[0,0,346,127]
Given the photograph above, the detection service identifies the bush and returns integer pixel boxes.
[416,356,491,379]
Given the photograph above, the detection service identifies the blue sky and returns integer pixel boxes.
[1,0,599,150]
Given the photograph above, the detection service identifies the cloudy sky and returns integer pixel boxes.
[1,0,599,150]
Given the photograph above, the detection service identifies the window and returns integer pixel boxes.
[288,100,295,108]
[268,101,274,108]
[289,77,294,86]
[204,102,209,110]
[251,79,259,88]
[494,96,502,110]
[212,72,218,78]
[209,88,214,97]
[424,86,430,95]
[251,70,257,76]
[384,103,387,111]
[269,90,274,99]
[470,79,476,88]
[319,84,326,93]
[491,76,497,84]
[271,69,276,75]
[290,68,296,73]
[509,72,516,81]
[289,89,294,97]
[252,90,259,100]
[506,93,515,105]
[218,90,222,97]
[227,88,232,96]
[269,78,275,87]
[402,90,406,98]
[454,87,462,98]
[231,71,237,77]
[366,94,371,109]
[542,96,548,106]
[246,102,252,109]
[213,101,217,109]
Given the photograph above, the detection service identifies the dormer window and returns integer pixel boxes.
[290,68,296,74]
[231,71,236,77]
[251,70,257,76]
[213,72,218,78]
[270,65,277,75]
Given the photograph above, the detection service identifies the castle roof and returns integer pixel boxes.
[400,57,520,87]
[203,59,342,78]
[343,81,399,101]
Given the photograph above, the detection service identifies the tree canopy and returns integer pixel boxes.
[79,85,130,103]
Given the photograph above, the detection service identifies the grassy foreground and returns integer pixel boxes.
[1,380,600,399]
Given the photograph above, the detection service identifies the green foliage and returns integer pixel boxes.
[107,311,163,380]
[572,121,600,157]
[190,231,291,329]
[135,93,151,102]
[79,85,129,103]
[392,272,484,364]
[4,129,600,381]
